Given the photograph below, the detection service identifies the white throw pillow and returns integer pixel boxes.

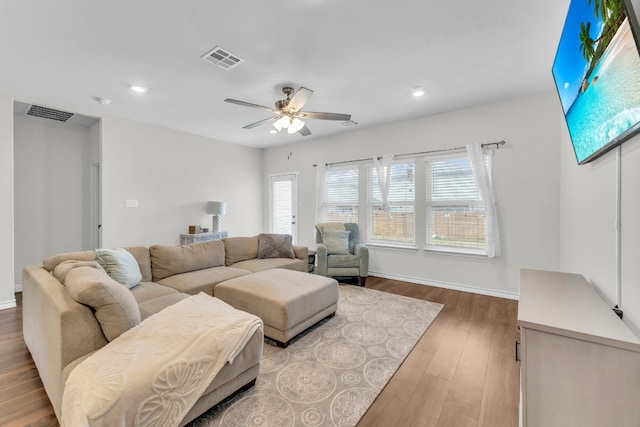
[95,248,142,289]
[322,228,351,255]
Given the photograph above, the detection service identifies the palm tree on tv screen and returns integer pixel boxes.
[580,21,596,62]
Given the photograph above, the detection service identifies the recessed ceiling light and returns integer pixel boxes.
[412,87,425,97]
[130,84,148,93]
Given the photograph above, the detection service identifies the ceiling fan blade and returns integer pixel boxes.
[224,98,277,113]
[298,125,311,136]
[299,111,351,121]
[243,116,280,129]
[287,87,314,112]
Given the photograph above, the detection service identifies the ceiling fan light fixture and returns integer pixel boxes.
[278,115,292,129]
[288,118,304,134]
[273,121,282,132]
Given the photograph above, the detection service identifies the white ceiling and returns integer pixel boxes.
[0,0,570,148]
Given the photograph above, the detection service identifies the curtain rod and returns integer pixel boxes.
[313,140,506,167]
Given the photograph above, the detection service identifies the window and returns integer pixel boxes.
[317,148,495,255]
[369,161,415,244]
[425,154,488,253]
[323,166,359,223]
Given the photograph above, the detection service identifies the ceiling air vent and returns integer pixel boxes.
[201,46,244,70]
[26,105,74,122]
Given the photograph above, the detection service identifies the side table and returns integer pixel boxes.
[180,231,228,245]
[307,250,316,273]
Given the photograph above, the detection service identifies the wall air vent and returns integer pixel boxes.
[201,46,244,70]
[26,105,74,122]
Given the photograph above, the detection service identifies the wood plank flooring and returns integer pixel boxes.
[0,277,519,427]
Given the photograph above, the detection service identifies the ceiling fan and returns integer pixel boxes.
[224,86,351,136]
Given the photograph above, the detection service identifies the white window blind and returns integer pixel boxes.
[271,180,292,234]
[426,154,487,252]
[369,161,415,243]
[270,173,298,242]
[324,166,359,223]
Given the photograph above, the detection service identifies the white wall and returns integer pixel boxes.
[100,116,264,247]
[560,114,640,336]
[13,115,94,287]
[264,92,562,298]
[559,0,640,335]
[0,93,15,309]
[620,138,640,334]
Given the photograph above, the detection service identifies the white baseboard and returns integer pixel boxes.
[14,283,22,293]
[0,298,17,310]
[369,270,519,300]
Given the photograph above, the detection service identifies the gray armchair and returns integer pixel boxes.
[315,222,369,286]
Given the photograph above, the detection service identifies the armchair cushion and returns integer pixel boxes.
[321,228,351,255]
[327,254,360,268]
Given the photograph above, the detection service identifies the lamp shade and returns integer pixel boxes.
[277,116,291,129]
[207,201,226,215]
[288,118,304,134]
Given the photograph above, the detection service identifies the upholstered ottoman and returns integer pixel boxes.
[214,268,339,347]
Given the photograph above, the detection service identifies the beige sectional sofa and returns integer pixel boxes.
[22,236,308,426]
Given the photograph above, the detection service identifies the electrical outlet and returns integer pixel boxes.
[125,199,139,208]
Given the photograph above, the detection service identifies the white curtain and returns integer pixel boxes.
[466,143,501,258]
[315,162,327,226]
[374,153,393,212]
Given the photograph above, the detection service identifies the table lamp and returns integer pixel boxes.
[207,201,226,233]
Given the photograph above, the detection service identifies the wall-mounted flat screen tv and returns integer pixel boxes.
[553,0,640,164]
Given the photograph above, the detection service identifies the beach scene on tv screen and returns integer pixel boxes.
[553,0,640,163]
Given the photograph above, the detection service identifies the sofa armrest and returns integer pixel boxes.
[22,266,108,418]
[316,244,328,276]
[354,244,369,277]
[293,245,308,261]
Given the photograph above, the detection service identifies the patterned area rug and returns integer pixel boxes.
[187,284,443,427]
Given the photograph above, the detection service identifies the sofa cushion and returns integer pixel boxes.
[322,228,351,255]
[137,293,190,320]
[223,237,258,266]
[53,260,105,283]
[123,246,152,282]
[257,233,295,259]
[157,266,251,295]
[43,248,153,282]
[230,258,306,273]
[95,248,143,289]
[130,281,179,303]
[43,250,96,272]
[150,239,225,281]
[64,266,141,341]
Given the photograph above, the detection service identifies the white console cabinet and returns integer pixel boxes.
[518,269,640,427]
[179,231,228,245]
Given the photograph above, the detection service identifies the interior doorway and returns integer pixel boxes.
[90,162,102,249]
[12,101,100,290]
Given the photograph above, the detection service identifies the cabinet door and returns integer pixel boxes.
[522,328,640,427]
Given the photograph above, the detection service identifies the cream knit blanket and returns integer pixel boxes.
[61,293,263,427]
